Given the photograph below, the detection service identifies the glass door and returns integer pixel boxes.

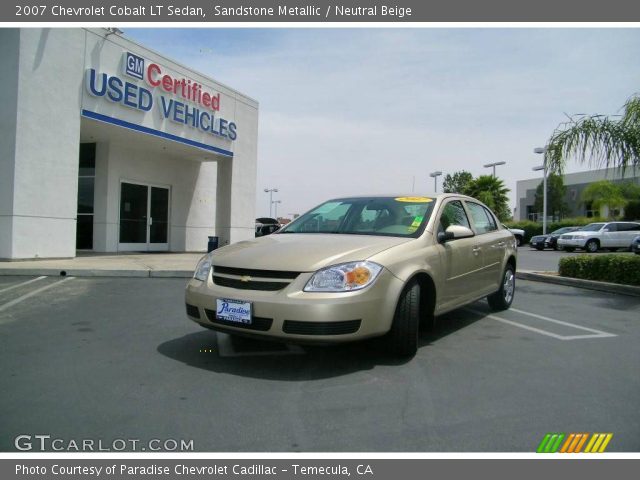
[119,182,170,251]
[148,186,169,251]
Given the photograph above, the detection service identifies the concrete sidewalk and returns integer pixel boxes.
[0,252,204,278]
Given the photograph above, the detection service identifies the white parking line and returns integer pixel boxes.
[0,276,46,295]
[0,277,75,317]
[467,307,616,341]
[216,333,305,357]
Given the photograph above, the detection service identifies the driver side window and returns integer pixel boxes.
[438,200,471,234]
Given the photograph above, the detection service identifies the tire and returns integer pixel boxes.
[535,246,544,251]
[386,281,420,357]
[585,239,599,253]
[487,265,515,311]
[553,245,559,251]
[515,235,523,247]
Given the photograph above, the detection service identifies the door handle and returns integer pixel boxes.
[472,246,481,255]
[496,241,505,247]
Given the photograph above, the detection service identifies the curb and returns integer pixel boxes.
[517,271,640,297]
[0,269,192,278]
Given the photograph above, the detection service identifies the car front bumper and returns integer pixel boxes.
[557,238,587,248]
[184,268,405,344]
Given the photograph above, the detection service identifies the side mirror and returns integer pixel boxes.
[438,225,474,243]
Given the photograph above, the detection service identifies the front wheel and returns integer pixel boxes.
[386,281,420,357]
[585,239,599,253]
[487,265,515,311]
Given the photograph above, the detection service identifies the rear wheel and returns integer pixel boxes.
[386,281,420,357]
[487,265,515,311]
[585,239,599,253]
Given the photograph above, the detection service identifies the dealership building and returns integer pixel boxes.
[515,166,640,221]
[0,28,258,260]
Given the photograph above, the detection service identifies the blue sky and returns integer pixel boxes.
[127,28,640,218]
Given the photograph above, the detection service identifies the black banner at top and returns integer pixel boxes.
[4,0,640,23]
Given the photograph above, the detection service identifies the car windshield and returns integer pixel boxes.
[579,223,605,232]
[552,227,575,234]
[279,196,436,238]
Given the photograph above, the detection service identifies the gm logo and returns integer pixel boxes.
[124,52,144,80]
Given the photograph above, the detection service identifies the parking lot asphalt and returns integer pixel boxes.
[0,275,638,452]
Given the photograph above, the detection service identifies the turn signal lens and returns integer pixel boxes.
[304,261,383,292]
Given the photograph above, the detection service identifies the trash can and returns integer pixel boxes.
[207,236,219,252]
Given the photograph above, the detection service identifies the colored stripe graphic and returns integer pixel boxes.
[584,433,613,453]
[560,433,589,453]
[537,433,565,453]
[539,433,613,453]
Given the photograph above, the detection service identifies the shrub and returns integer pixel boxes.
[559,254,640,286]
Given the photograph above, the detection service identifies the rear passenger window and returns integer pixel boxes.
[614,223,640,232]
[466,202,497,234]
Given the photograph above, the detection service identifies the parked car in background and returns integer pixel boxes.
[557,221,640,253]
[530,226,581,251]
[503,225,525,246]
[187,194,517,357]
[631,235,640,255]
[255,218,281,237]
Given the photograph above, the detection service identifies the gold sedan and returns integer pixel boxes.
[185,194,517,356]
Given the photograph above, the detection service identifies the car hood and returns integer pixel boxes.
[210,233,412,272]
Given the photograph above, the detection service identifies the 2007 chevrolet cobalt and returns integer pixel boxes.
[185,194,517,356]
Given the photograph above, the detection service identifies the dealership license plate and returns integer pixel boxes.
[216,298,252,324]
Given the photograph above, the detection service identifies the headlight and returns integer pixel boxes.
[304,261,383,292]
[193,255,212,281]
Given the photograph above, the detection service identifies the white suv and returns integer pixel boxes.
[557,221,640,253]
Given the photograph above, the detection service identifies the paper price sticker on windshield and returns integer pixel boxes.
[411,216,424,228]
[395,197,433,203]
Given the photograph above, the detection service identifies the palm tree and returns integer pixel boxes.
[546,95,640,173]
[580,180,626,218]
[464,175,511,221]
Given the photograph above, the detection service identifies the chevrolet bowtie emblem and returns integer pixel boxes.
[240,276,251,282]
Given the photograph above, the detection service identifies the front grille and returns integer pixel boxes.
[204,309,273,331]
[213,266,300,280]
[212,276,289,291]
[282,319,362,336]
[186,303,201,319]
[211,266,301,291]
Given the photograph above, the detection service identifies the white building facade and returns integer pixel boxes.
[0,28,258,259]
[515,167,640,221]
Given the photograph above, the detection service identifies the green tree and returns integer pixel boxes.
[442,170,474,194]
[533,173,570,219]
[464,175,511,221]
[546,95,640,173]
[580,181,626,218]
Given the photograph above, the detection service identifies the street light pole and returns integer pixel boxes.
[272,200,282,219]
[483,161,506,178]
[429,171,442,193]
[533,147,548,234]
[264,188,278,217]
